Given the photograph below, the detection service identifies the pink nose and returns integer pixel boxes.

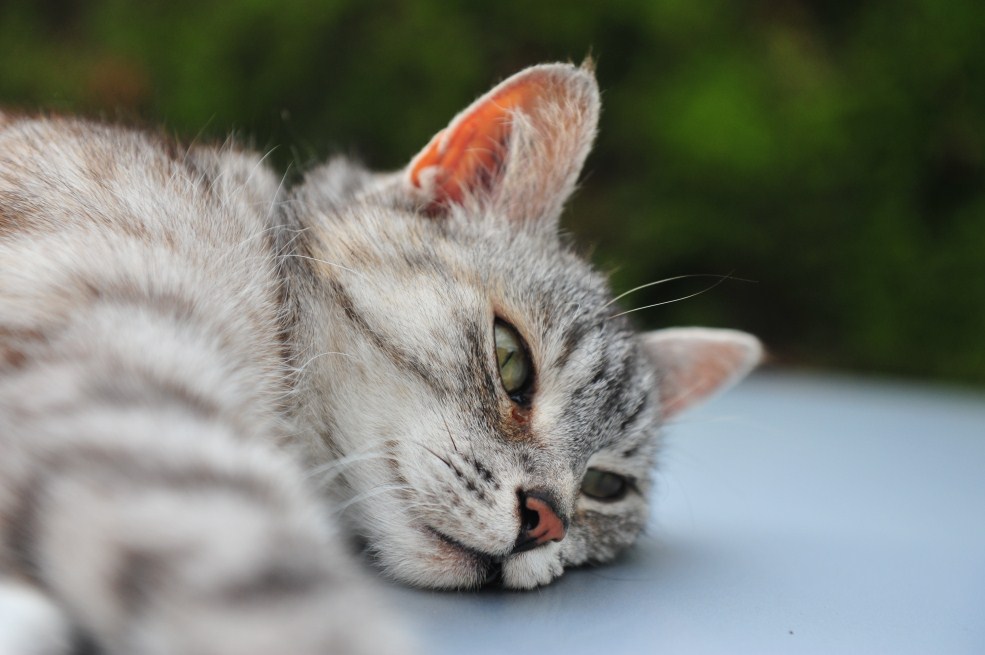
[513,491,567,554]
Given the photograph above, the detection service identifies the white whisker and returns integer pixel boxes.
[608,273,743,319]
[280,253,366,279]
[293,350,359,376]
[606,273,754,308]
[306,450,388,487]
[331,484,412,516]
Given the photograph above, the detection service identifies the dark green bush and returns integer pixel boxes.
[3,0,983,385]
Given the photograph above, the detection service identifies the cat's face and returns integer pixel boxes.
[297,206,660,588]
[289,64,760,589]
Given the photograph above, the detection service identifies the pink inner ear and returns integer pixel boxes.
[408,74,545,213]
[644,329,762,420]
[662,341,746,418]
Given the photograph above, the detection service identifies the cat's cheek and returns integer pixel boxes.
[500,542,565,590]
[557,532,591,569]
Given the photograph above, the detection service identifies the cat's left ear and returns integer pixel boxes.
[404,62,600,228]
[642,328,763,420]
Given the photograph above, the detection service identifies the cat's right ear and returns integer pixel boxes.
[402,62,600,229]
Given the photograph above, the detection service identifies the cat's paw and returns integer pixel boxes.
[131,580,415,655]
[500,542,564,590]
[0,580,73,655]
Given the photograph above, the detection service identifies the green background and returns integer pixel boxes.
[3,0,983,386]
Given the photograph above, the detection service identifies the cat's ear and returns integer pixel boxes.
[641,328,763,420]
[404,61,599,228]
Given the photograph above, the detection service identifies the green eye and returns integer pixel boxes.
[494,320,532,399]
[580,469,629,501]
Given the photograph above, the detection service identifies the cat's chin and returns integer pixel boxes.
[372,525,565,591]
[425,527,507,583]
[373,526,502,590]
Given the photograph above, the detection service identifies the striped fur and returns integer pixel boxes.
[0,64,759,653]
[0,117,407,653]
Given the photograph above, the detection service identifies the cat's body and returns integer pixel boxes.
[0,64,760,654]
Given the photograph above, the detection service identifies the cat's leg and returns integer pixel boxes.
[0,578,74,655]
[0,416,412,655]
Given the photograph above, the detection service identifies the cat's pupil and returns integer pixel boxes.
[580,469,629,501]
[494,320,532,400]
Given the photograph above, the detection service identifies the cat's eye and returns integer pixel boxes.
[494,320,532,401]
[580,469,629,501]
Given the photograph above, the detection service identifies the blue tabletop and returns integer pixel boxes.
[390,372,985,654]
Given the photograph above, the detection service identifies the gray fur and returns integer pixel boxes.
[0,63,759,652]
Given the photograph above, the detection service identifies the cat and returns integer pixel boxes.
[0,62,761,654]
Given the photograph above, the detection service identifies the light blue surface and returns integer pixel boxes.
[391,372,985,654]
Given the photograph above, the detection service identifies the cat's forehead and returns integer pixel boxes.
[318,206,659,458]
[324,204,608,312]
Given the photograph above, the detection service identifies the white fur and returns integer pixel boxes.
[0,581,72,655]
[0,63,761,653]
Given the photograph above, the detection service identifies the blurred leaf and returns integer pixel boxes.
[2,0,983,385]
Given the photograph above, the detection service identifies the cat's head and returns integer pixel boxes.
[287,63,761,589]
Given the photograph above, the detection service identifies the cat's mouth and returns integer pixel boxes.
[423,526,506,585]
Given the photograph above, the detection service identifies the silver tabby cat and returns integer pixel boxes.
[0,63,760,654]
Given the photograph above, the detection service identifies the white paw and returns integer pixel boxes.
[500,542,564,589]
[0,580,72,655]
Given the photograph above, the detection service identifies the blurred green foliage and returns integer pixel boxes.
[2,0,983,385]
